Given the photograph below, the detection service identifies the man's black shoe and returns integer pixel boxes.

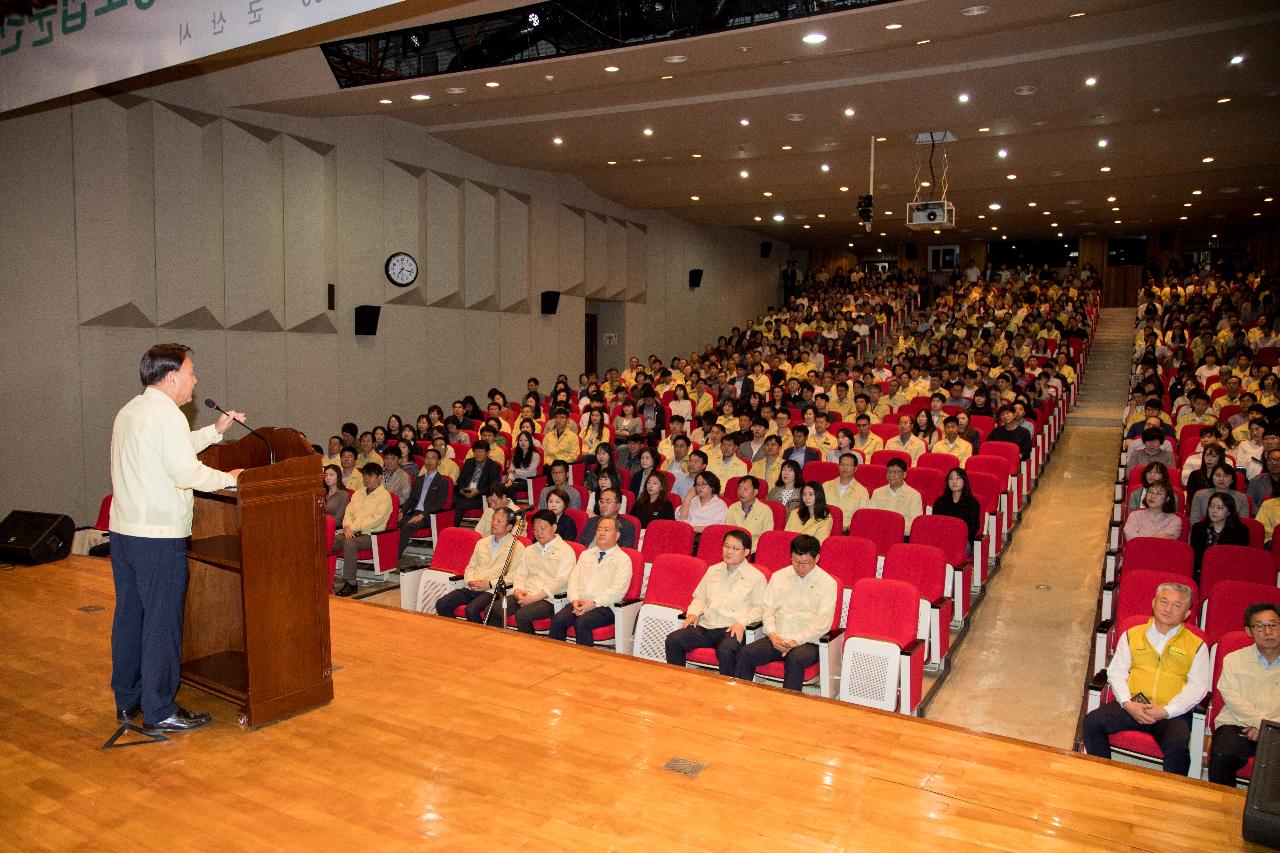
[142,707,213,734]
[115,704,141,724]
[335,582,358,597]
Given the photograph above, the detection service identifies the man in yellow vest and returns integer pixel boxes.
[1082,582,1210,774]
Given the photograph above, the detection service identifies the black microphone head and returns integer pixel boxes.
[204,398,217,409]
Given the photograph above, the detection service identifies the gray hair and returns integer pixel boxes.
[1155,582,1193,605]
[493,507,518,526]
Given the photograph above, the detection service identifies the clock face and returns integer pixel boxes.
[385,252,418,287]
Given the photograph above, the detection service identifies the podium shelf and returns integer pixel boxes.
[188,535,242,571]
[182,651,248,703]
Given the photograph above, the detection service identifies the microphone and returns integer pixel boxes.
[204,398,275,464]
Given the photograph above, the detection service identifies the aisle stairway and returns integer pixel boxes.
[925,308,1135,748]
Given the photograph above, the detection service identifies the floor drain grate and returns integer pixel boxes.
[78,604,106,613]
[662,757,707,778]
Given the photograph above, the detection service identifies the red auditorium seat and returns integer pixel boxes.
[848,508,905,563]
[882,543,952,670]
[1202,580,1280,644]
[819,536,879,623]
[1203,630,1257,785]
[695,524,749,564]
[909,514,974,624]
[838,577,927,715]
[753,530,800,572]
[413,526,483,613]
[624,553,707,663]
[565,547,645,654]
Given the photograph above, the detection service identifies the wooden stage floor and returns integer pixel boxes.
[0,557,1258,851]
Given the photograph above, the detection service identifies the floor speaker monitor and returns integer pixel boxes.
[0,511,74,565]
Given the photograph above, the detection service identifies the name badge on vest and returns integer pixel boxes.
[1169,645,1187,658]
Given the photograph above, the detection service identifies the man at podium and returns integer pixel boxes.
[109,344,244,735]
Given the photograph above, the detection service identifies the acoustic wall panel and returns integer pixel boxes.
[222,120,284,330]
[425,171,462,306]
[584,211,607,298]
[559,205,585,297]
[626,223,648,302]
[606,217,628,299]
[382,159,424,304]
[72,97,156,325]
[462,181,497,309]
[154,103,225,328]
[497,190,530,312]
[283,135,335,329]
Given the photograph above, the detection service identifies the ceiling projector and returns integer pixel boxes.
[906,201,956,230]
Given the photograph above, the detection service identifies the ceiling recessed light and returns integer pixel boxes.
[445,87,466,95]
[485,81,500,88]
[643,128,654,136]
[1051,222,1059,227]
[604,66,620,73]
[875,136,887,142]
[818,213,826,219]
[1100,166,1112,172]
[410,94,430,101]
[1069,11,1086,18]
[740,170,750,178]
[884,211,894,216]
[1179,216,1188,221]
[978,127,990,132]
[660,75,674,80]
[844,107,856,117]
[1084,76,1098,86]
[664,55,687,63]
[997,149,1008,159]
[1266,197,1275,203]
[1097,139,1108,148]
[553,137,563,145]
[607,160,617,165]
[803,224,811,229]
[1254,212,1263,217]
[885,23,902,30]
[1230,55,1245,65]
[957,93,970,104]
[1028,202,1037,207]
[1202,156,1215,163]
[978,214,985,219]
[916,39,931,45]
[802,32,827,44]
[754,216,762,222]
[763,191,773,197]
[787,113,805,122]
[1112,207,1121,211]
[1058,232,1065,237]
[1043,210,1051,215]
[739,118,750,126]
[633,158,644,163]
[988,203,1002,210]
[991,226,998,231]
[773,213,785,221]
[1014,85,1036,96]
[848,242,855,247]
[1006,174,1017,180]
[691,153,702,158]
[920,181,931,187]
[1191,189,1202,195]
[1183,202,1192,207]
[690,195,700,201]
[1114,219,1122,224]
[879,232,886,237]
[379,98,394,104]
[1217,97,1232,104]
[839,186,849,192]
[820,163,830,172]
[544,75,555,81]
[962,5,991,15]
[1107,196,1117,202]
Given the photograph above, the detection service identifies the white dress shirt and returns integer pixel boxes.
[513,536,576,598]
[686,561,767,630]
[109,386,235,538]
[1105,622,1211,718]
[463,534,523,586]
[567,545,633,606]
[761,565,838,646]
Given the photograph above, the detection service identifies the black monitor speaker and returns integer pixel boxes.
[760,241,773,259]
[0,511,74,565]
[354,305,381,336]
[689,268,704,289]
[540,290,561,315]
[1244,719,1280,847]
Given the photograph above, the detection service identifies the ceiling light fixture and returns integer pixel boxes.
[690,195,700,201]
[1028,202,1037,207]
[553,137,563,145]
[978,214,985,219]
[978,127,991,132]
[1179,216,1188,221]
[1097,139,1108,148]
[781,145,793,151]
[410,94,430,101]
[773,213,785,221]
[1230,55,1245,65]
[691,153,702,158]
[1069,11,1086,17]
[818,213,826,219]
[916,39,931,45]
[802,33,827,45]
[997,149,1008,158]
[763,191,773,197]
[485,81,500,88]
[607,161,617,165]
[1192,189,1201,194]
[739,118,750,126]
[379,98,394,104]
[1217,97,1232,104]
[962,5,991,15]
[803,224,811,229]
[1006,174,1017,180]
[885,23,902,30]
[1107,196,1117,202]
[660,75,674,80]
[754,216,762,221]
[1100,166,1112,172]
[740,170,750,178]
[643,128,654,136]
[839,186,849,192]
[957,93,971,103]
[787,113,805,122]
[604,66,620,73]
[988,203,1002,210]
[920,181,931,187]
[820,163,831,172]
[445,87,466,94]
[1183,202,1192,207]
[1084,76,1097,86]
[1267,197,1275,203]
[1202,156,1215,163]
[664,55,687,63]
[875,136,887,142]
[844,107,855,117]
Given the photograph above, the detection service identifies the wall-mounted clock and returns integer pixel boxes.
[385,251,418,287]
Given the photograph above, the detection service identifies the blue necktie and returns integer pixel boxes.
[597,551,606,563]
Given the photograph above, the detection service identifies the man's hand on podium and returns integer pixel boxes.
[215,410,247,434]
[228,468,245,480]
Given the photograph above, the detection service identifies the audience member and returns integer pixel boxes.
[868,458,924,534]
[676,471,729,533]
[1208,602,1280,786]
[453,440,501,525]
[1123,482,1182,541]
[725,475,772,551]
[550,517,633,647]
[786,482,834,543]
[633,471,676,529]
[379,445,412,505]
[435,507,522,622]
[577,488,637,548]
[1188,491,1250,580]
[334,463,393,597]
[932,467,982,543]
[823,454,869,533]
[322,464,349,526]
[544,488,579,541]
[664,529,766,675]
[768,459,805,515]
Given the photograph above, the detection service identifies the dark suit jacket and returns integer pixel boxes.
[403,471,449,517]
[456,458,501,496]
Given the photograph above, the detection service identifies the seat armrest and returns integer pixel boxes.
[676,611,687,620]
[901,638,925,655]
[617,597,642,607]
[746,621,763,630]
[1095,618,1113,635]
[449,574,465,582]
[819,628,845,643]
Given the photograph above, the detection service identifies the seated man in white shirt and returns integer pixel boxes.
[549,517,633,647]
[434,507,522,622]
[724,475,773,551]
[933,416,974,465]
[1082,582,1210,775]
[665,529,766,675]
[733,534,838,691]
[1208,601,1280,786]
[868,458,924,534]
[823,453,869,533]
[492,509,576,632]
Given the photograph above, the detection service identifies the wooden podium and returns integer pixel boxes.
[183,427,333,728]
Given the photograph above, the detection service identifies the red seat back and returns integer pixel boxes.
[847,578,919,646]
[1209,631,1258,729]
[872,449,912,469]
[1122,537,1193,576]
[979,442,1021,470]
[1203,580,1280,644]
[883,543,948,600]
[849,508,906,556]
[761,499,787,530]
[620,547,645,600]
[1200,545,1275,596]
[94,494,112,531]
[431,527,483,573]
[564,508,589,540]
[1114,569,1199,626]
[917,452,959,474]
[640,519,697,561]
[644,554,707,609]
[819,536,879,588]
[695,524,750,563]
[755,530,801,571]
[909,515,969,565]
[802,461,839,484]
[905,468,944,506]
[853,463,887,493]
[969,414,995,439]
[723,476,742,500]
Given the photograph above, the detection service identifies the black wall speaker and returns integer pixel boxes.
[689,268,704,289]
[760,241,773,259]
[354,305,381,336]
[327,283,335,311]
[1244,720,1280,846]
[0,511,74,565]
[540,290,561,315]
[904,243,919,261]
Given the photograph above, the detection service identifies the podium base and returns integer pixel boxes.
[102,723,168,749]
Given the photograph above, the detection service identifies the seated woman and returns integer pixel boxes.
[668,384,693,423]
[1187,462,1249,524]
[583,444,615,493]
[827,428,857,463]
[633,471,676,529]
[785,481,833,543]
[544,487,578,542]
[931,467,982,545]
[1127,461,1175,513]
[579,407,612,458]
[629,447,660,496]
[767,459,804,516]
[323,465,350,526]
[1122,481,1182,541]
[504,431,542,492]
[1188,491,1250,580]
[675,470,727,533]
[586,467,626,515]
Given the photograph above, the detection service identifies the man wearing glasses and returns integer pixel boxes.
[1082,582,1210,775]
[1208,602,1280,786]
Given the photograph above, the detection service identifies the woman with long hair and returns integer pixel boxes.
[1128,461,1175,513]
[586,468,626,515]
[912,407,937,449]
[1189,490,1250,580]
[828,428,856,463]
[1185,443,1227,501]
[785,481,833,542]
[323,464,350,525]
[1188,462,1249,524]
[767,459,804,515]
[613,399,642,442]
[505,431,542,488]
[583,443,616,492]
[669,384,693,423]
[932,467,982,542]
[580,407,612,457]
[1123,481,1182,541]
[633,471,675,529]
[629,447,659,496]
